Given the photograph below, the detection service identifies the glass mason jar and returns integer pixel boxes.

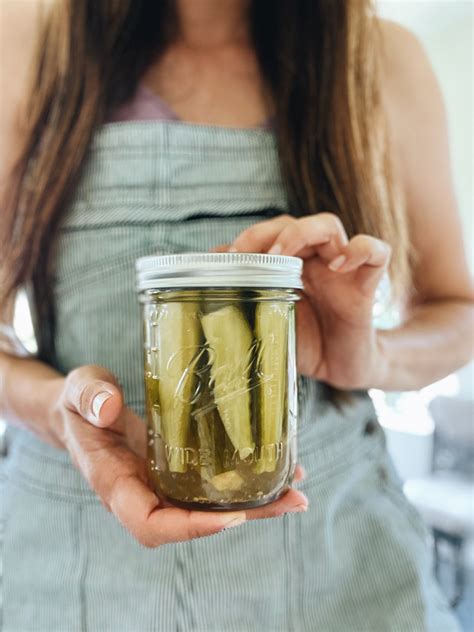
[136,253,302,511]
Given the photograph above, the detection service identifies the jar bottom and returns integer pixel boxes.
[162,486,289,512]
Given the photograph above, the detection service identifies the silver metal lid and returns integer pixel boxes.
[136,253,303,290]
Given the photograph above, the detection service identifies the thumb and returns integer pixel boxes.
[64,365,123,428]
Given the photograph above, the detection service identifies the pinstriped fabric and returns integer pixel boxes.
[1,120,459,632]
[65,123,286,225]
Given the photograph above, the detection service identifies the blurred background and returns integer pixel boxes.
[1,0,473,627]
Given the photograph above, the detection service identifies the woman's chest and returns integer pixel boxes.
[142,45,270,128]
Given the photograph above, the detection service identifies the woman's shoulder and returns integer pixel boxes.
[378,19,436,94]
[376,18,447,175]
[377,19,440,112]
[0,0,49,104]
[0,0,52,171]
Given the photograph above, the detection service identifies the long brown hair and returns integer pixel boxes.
[1,0,409,363]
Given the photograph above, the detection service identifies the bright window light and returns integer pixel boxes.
[370,389,435,436]
[13,291,37,354]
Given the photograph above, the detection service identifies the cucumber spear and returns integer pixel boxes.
[201,306,255,460]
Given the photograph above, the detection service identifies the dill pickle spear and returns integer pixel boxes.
[194,404,224,481]
[201,306,255,460]
[210,470,244,492]
[255,302,289,473]
[156,303,201,473]
[145,374,161,436]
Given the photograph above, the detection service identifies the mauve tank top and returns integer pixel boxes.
[110,84,271,128]
[110,85,181,123]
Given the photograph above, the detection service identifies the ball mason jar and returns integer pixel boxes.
[136,253,303,511]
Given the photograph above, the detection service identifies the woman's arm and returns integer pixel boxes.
[0,351,65,447]
[0,1,64,445]
[375,300,473,390]
[225,22,473,393]
[375,21,474,390]
[0,0,46,194]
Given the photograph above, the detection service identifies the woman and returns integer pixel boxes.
[0,0,472,630]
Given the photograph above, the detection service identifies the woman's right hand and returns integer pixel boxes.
[49,365,308,547]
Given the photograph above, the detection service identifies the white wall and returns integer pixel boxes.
[379,0,473,398]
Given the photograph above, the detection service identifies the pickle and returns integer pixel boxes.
[201,306,255,460]
[255,302,289,472]
[210,470,244,492]
[155,303,201,473]
[145,374,161,435]
[194,404,224,481]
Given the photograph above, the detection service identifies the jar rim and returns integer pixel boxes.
[136,252,303,290]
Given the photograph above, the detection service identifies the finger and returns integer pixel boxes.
[293,464,306,483]
[244,488,309,520]
[231,213,348,260]
[122,408,147,457]
[328,235,391,273]
[210,244,231,253]
[140,486,309,547]
[109,468,247,546]
[328,235,391,293]
[328,235,391,272]
[215,239,317,261]
[64,365,123,428]
[136,504,247,547]
[267,213,349,260]
[230,215,293,253]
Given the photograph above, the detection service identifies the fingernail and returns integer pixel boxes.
[295,503,309,513]
[328,254,346,271]
[228,246,238,253]
[268,243,282,255]
[295,465,306,481]
[220,513,246,529]
[92,391,113,421]
[293,490,309,505]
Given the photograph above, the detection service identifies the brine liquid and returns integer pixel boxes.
[142,289,298,510]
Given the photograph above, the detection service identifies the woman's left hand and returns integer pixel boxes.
[216,213,391,390]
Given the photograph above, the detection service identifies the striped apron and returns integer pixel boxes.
[0,121,459,631]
